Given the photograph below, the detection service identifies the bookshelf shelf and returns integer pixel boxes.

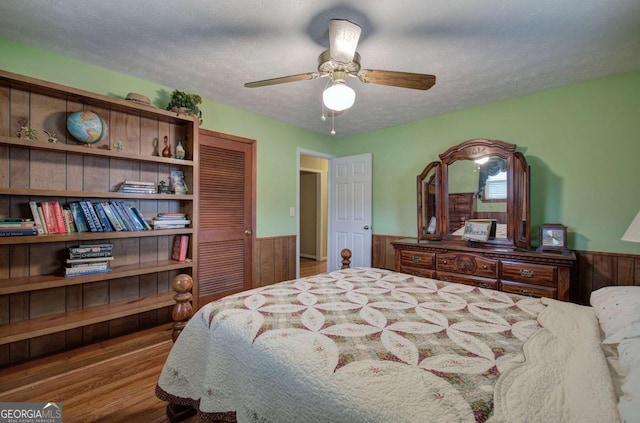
[0,70,199,365]
[0,228,193,245]
[0,187,194,200]
[0,136,195,167]
[0,291,176,345]
[0,260,194,295]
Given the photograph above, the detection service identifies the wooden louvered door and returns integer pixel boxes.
[197,129,256,307]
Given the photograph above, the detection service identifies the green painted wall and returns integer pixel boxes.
[2,37,639,254]
[336,71,640,254]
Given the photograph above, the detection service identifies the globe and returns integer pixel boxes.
[66,111,108,145]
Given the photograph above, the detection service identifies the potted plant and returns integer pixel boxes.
[166,89,203,124]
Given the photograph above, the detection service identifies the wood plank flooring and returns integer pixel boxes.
[300,257,326,277]
[0,324,200,423]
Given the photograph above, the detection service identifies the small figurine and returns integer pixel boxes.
[44,131,58,143]
[162,135,172,158]
[16,126,38,140]
[158,180,171,194]
[175,140,185,160]
[113,141,124,151]
[152,137,159,156]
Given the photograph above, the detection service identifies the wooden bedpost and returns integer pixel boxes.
[171,274,193,342]
[341,248,352,269]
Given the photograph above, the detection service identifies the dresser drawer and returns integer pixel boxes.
[399,251,436,270]
[437,253,498,278]
[437,271,498,290]
[400,266,437,279]
[501,280,557,299]
[501,261,557,287]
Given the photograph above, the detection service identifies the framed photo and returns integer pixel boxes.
[462,219,492,242]
[536,223,570,254]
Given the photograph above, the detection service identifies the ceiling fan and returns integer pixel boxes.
[244,19,436,114]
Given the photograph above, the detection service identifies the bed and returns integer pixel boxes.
[156,259,639,422]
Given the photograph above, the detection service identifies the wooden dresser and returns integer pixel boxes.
[392,239,576,301]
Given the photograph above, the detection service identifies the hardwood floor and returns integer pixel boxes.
[0,324,200,423]
[300,257,327,277]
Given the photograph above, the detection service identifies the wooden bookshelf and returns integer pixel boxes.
[0,70,199,365]
[0,291,176,345]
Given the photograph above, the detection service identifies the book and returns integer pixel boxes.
[124,205,145,231]
[66,260,111,269]
[171,235,189,261]
[68,243,113,254]
[28,201,45,235]
[130,207,152,230]
[94,202,114,232]
[0,220,36,228]
[0,227,39,237]
[52,201,67,233]
[66,256,115,264]
[80,201,103,232]
[111,201,136,231]
[37,206,48,234]
[116,201,145,231]
[62,208,77,232]
[69,202,90,233]
[41,201,58,234]
[64,267,112,277]
[156,213,187,220]
[100,203,125,231]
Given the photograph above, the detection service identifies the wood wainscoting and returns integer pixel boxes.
[254,235,640,305]
[254,236,296,288]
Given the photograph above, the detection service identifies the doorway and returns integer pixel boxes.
[298,150,331,277]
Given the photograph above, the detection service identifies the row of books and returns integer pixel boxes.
[0,218,39,237]
[117,180,157,194]
[28,200,177,234]
[63,243,114,277]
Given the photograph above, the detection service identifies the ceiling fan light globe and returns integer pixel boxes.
[323,82,355,112]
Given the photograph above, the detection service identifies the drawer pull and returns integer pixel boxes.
[519,269,535,278]
[411,256,422,263]
[482,265,488,270]
[443,260,448,264]
[478,283,490,289]
[519,289,533,297]
[441,277,451,282]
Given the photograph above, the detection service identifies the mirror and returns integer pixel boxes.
[417,139,530,249]
[417,162,441,240]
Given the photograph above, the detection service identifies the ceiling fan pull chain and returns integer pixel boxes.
[331,111,336,136]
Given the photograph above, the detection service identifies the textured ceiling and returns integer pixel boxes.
[1,0,639,137]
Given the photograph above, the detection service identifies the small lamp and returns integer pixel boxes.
[621,211,640,242]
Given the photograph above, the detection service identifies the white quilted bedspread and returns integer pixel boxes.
[156,267,618,422]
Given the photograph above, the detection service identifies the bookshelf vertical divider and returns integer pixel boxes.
[0,70,198,366]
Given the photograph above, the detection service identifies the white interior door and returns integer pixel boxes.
[327,153,372,271]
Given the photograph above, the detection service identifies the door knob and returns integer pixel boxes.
[363,225,370,230]
[244,229,252,236]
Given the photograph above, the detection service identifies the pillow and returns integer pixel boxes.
[618,338,640,375]
[618,368,640,422]
[590,286,640,343]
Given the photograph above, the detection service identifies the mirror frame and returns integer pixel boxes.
[417,138,530,249]
[417,161,443,240]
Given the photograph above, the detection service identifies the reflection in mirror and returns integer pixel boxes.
[447,157,508,239]
[417,162,441,241]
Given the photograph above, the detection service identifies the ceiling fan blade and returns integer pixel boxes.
[244,72,319,88]
[329,19,362,64]
[358,70,436,90]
